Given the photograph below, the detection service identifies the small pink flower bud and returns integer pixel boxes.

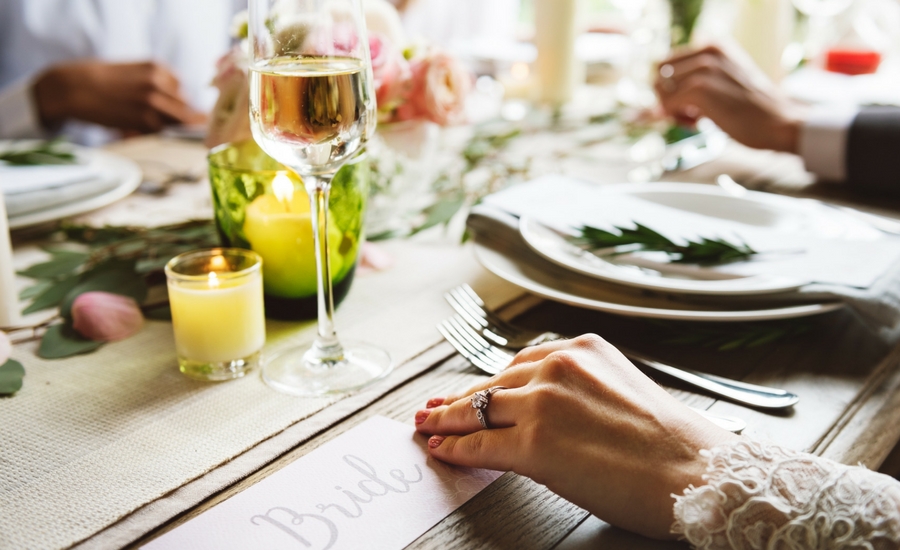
[358,242,394,275]
[0,331,11,365]
[71,292,144,342]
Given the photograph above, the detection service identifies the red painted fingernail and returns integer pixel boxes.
[426,397,445,408]
[415,410,431,425]
[429,435,445,449]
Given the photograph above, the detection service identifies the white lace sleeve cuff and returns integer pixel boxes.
[671,439,900,550]
[0,76,44,139]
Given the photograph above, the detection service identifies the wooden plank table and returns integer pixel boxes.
[10,135,900,550]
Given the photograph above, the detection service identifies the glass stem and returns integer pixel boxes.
[305,174,344,366]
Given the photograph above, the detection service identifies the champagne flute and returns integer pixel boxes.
[248,0,390,396]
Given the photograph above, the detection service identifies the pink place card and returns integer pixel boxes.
[144,416,503,550]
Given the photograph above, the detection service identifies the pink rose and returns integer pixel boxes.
[369,33,411,110]
[71,292,144,342]
[298,22,359,57]
[0,331,10,365]
[205,46,252,149]
[396,51,472,126]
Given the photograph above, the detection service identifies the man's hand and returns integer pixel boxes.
[654,45,804,154]
[32,61,207,134]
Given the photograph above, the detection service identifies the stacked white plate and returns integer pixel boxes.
[471,176,900,321]
[0,142,142,229]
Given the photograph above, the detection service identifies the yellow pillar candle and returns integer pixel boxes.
[165,249,266,381]
[243,172,345,298]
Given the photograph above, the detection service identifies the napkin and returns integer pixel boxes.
[467,178,900,336]
[0,165,98,194]
[0,161,120,218]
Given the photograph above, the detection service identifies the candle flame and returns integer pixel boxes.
[208,271,220,289]
[511,62,530,80]
[272,172,294,206]
[209,255,228,271]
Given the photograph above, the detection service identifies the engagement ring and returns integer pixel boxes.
[470,386,507,429]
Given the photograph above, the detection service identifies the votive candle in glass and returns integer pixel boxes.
[165,248,265,381]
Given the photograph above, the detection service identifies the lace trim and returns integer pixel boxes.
[671,440,900,550]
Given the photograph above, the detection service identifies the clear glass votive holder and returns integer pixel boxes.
[165,248,266,382]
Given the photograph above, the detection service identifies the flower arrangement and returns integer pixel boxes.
[206,0,472,149]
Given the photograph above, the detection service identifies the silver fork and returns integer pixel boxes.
[443,284,800,411]
[437,314,746,434]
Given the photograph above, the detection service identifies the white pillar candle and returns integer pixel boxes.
[534,0,582,107]
[0,192,18,327]
[732,0,795,82]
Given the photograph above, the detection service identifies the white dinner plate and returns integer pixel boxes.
[5,147,142,229]
[473,240,844,322]
[517,182,887,296]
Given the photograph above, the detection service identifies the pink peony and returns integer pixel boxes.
[71,292,144,342]
[205,46,252,149]
[395,51,472,126]
[0,331,10,365]
[369,33,411,110]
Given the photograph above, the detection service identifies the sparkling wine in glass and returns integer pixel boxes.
[248,0,390,396]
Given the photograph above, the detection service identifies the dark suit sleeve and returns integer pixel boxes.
[846,106,900,192]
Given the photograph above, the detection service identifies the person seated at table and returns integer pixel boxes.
[414,335,900,547]
[653,45,900,193]
[0,0,241,144]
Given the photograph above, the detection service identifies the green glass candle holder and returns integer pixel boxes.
[208,140,368,320]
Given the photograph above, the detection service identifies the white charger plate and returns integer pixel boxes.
[518,183,885,296]
[5,147,142,229]
[473,240,843,322]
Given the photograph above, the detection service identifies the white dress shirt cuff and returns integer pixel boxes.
[0,77,44,139]
[798,105,859,182]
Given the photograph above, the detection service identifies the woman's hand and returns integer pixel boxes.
[414,334,737,540]
[654,45,804,154]
[32,61,206,134]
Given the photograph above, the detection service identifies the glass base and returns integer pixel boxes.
[179,351,261,382]
[262,340,392,396]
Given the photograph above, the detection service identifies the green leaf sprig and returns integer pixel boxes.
[15,220,219,359]
[574,223,757,266]
[0,139,77,166]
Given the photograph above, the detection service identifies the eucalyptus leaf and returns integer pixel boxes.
[144,305,172,321]
[38,325,103,359]
[410,195,465,236]
[42,247,89,258]
[135,257,173,274]
[367,229,404,242]
[19,280,53,300]
[62,225,141,245]
[18,253,89,279]
[0,359,25,395]
[59,269,148,318]
[22,275,80,315]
